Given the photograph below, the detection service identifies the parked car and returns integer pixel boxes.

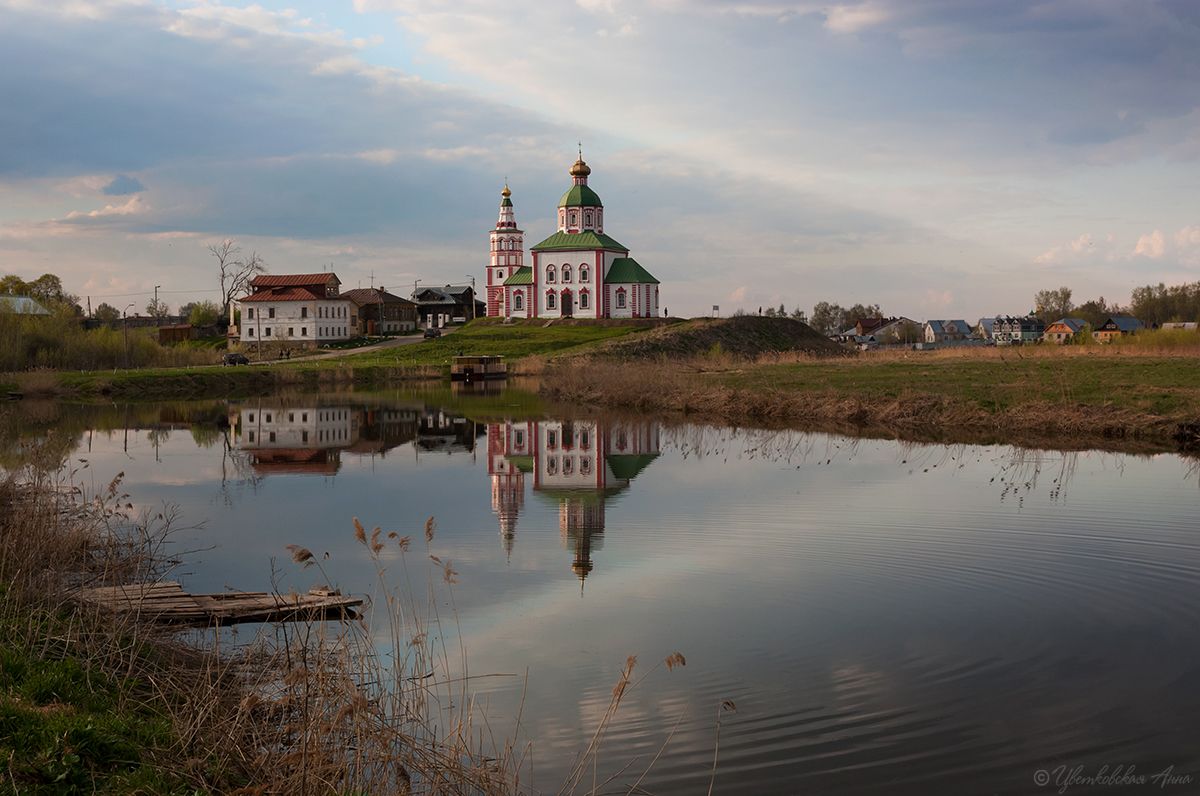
[423,327,442,339]
[222,352,250,366]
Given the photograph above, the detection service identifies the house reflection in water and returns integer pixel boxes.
[487,419,660,582]
[231,402,480,476]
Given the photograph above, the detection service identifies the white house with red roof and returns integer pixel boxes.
[233,273,356,348]
[487,155,662,320]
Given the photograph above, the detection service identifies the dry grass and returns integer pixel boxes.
[539,351,1200,453]
[1,438,694,793]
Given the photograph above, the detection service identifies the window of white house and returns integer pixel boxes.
[581,457,591,474]
[247,308,254,319]
[547,457,557,475]
[248,328,254,337]
[265,327,272,336]
[563,457,573,475]
[268,307,276,319]
[301,328,307,336]
[514,293,523,310]
[580,291,589,309]
[515,430,524,447]
[288,327,294,337]
[562,265,571,282]
[616,291,626,309]
[546,265,556,283]
[579,265,589,282]
[547,430,557,448]
[301,307,308,318]
[546,292,557,310]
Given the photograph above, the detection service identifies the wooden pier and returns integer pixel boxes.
[74,581,362,627]
[450,355,507,382]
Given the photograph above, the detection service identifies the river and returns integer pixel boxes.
[4,387,1199,794]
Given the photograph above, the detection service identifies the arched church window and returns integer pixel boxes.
[514,292,523,310]
[579,264,588,282]
[585,211,593,226]
[616,289,626,309]
[546,265,556,283]
[569,210,578,226]
[580,290,589,310]
[562,265,571,282]
[546,291,557,310]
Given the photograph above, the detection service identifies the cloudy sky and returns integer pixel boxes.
[2,0,1199,318]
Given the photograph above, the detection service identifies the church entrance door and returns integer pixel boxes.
[561,290,573,318]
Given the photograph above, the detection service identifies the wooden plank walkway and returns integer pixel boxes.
[74,581,362,627]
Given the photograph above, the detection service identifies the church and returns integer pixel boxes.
[485,155,661,320]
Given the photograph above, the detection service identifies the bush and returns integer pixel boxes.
[0,307,217,371]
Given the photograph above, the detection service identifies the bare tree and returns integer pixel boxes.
[211,239,267,319]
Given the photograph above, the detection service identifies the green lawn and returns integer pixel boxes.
[721,355,1200,417]
[296,320,652,369]
[0,610,197,795]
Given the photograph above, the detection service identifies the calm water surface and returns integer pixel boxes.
[7,391,1200,794]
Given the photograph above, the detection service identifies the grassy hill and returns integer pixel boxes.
[582,315,844,360]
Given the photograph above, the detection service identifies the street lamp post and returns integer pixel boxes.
[153,285,162,325]
[465,275,476,321]
[413,279,423,328]
[122,303,134,368]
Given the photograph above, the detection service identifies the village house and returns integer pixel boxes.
[924,319,972,344]
[232,273,355,349]
[992,314,1045,345]
[412,285,483,329]
[975,317,996,340]
[1044,317,1088,344]
[1093,315,1144,343]
[341,287,417,335]
[488,155,662,320]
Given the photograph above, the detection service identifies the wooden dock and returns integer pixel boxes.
[74,581,362,627]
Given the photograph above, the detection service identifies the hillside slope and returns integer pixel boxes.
[585,316,844,359]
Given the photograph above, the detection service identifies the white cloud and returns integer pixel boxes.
[823,2,889,34]
[1133,229,1165,259]
[65,195,147,220]
[1034,233,1098,265]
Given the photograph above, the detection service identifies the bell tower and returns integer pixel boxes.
[487,183,523,317]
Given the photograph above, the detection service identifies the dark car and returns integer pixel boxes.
[222,352,250,366]
[423,327,442,339]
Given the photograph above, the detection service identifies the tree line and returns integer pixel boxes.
[1035,282,1200,328]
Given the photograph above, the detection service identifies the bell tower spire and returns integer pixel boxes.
[487,182,524,317]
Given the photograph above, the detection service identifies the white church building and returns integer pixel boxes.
[485,155,661,320]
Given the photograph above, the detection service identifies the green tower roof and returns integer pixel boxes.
[558,184,603,208]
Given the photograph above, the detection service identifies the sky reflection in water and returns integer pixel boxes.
[12,392,1200,795]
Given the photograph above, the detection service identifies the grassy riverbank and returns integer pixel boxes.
[541,346,1200,452]
[4,318,662,399]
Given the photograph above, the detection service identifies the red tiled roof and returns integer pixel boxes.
[240,286,325,302]
[251,273,339,288]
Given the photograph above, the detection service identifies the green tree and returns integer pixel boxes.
[1034,286,1073,323]
[146,298,170,320]
[94,303,121,323]
[182,300,221,326]
[809,301,846,336]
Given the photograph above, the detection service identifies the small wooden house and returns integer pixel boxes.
[1043,317,1087,344]
[1093,316,1144,343]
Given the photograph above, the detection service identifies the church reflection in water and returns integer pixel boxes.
[230,401,660,584]
[488,419,660,584]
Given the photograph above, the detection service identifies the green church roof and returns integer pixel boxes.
[605,257,659,284]
[531,230,628,252]
[606,453,660,481]
[503,266,533,286]
[500,197,512,207]
[558,184,603,208]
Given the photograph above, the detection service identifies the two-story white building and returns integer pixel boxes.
[234,273,356,349]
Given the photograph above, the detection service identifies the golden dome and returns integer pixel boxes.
[568,158,591,178]
[501,183,511,197]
